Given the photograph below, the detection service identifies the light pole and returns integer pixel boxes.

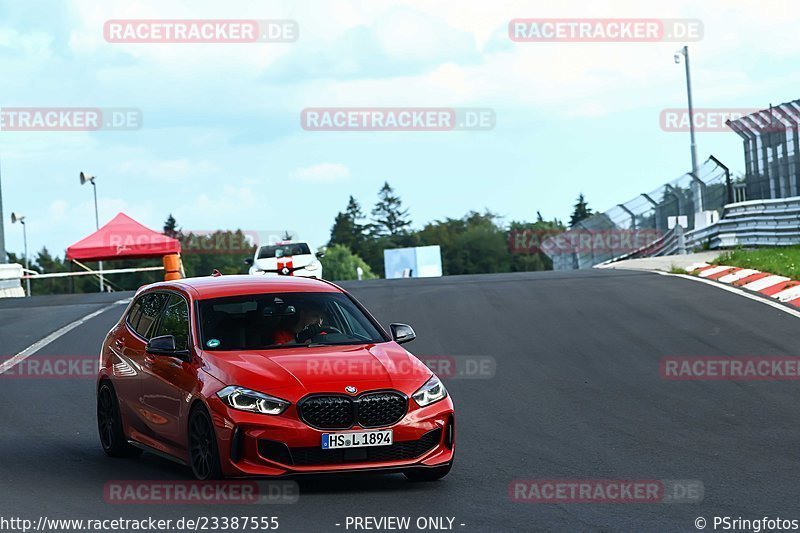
[0,151,6,264]
[80,172,104,292]
[11,212,30,296]
[674,46,699,175]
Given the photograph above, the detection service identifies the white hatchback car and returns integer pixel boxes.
[246,241,324,279]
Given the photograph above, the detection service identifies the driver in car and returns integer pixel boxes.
[273,303,327,345]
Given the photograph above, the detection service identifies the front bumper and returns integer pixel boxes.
[208,395,455,477]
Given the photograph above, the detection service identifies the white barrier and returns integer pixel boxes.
[685,196,800,249]
[0,264,25,298]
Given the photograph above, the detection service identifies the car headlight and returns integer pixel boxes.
[216,386,290,415]
[305,262,319,271]
[412,375,447,407]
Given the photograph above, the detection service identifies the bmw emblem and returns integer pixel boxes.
[345,385,357,394]
[281,267,290,275]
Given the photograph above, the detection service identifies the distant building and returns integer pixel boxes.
[727,99,800,201]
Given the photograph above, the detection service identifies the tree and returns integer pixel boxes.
[180,230,255,277]
[507,217,565,272]
[329,196,367,253]
[319,244,378,281]
[569,193,593,227]
[163,214,180,238]
[417,211,508,275]
[31,247,70,295]
[370,182,411,238]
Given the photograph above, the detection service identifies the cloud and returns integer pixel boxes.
[262,5,479,83]
[292,163,351,184]
[112,156,220,182]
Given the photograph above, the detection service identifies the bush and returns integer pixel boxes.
[320,244,378,281]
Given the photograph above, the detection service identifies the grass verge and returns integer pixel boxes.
[714,246,800,279]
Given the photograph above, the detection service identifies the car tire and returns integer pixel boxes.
[97,381,142,458]
[403,462,452,482]
[188,405,223,480]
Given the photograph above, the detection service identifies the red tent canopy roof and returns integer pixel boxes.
[66,212,180,262]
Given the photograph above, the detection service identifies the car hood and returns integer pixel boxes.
[254,254,314,271]
[201,342,431,400]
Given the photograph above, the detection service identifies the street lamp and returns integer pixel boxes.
[10,212,30,297]
[674,46,699,175]
[0,159,6,264]
[79,172,104,291]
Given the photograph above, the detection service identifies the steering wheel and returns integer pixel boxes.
[296,324,342,342]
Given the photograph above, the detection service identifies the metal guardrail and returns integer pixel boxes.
[544,157,729,270]
[596,226,686,267]
[685,196,800,249]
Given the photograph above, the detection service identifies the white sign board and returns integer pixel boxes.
[667,215,688,229]
[384,245,443,279]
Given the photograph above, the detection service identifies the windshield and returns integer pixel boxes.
[198,292,386,350]
[257,243,311,259]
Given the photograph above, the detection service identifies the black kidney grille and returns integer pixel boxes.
[299,396,354,429]
[270,428,442,466]
[357,392,407,428]
[299,391,408,430]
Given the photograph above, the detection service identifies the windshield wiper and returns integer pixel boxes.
[306,341,363,347]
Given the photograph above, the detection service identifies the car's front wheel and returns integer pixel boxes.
[188,405,222,480]
[97,381,142,458]
[403,462,452,482]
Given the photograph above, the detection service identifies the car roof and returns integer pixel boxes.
[261,240,309,246]
[139,275,342,300]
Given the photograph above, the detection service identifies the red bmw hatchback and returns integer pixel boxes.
[96,275,455,481]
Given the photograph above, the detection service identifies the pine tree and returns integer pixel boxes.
[569,193,593,227]
[163,214,179,238]
[370,182,411,237]
[329,196,366,252]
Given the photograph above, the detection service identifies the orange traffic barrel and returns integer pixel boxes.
[163,254,182,281]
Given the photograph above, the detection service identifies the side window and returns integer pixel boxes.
[127,298,144,332]
[155,294,190,351]
[132,293,168,339]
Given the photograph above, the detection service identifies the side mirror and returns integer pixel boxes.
[315,251,325,259]
[244,258,254,266]
[390,323,416,345]
[146,335,188,360]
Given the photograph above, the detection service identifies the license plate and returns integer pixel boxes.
[321,429,393,449]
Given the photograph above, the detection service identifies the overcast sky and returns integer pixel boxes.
[1,0,797,258]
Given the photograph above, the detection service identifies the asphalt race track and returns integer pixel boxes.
[2,269,800,532]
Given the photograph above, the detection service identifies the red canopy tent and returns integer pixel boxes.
[66,212,180,262]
